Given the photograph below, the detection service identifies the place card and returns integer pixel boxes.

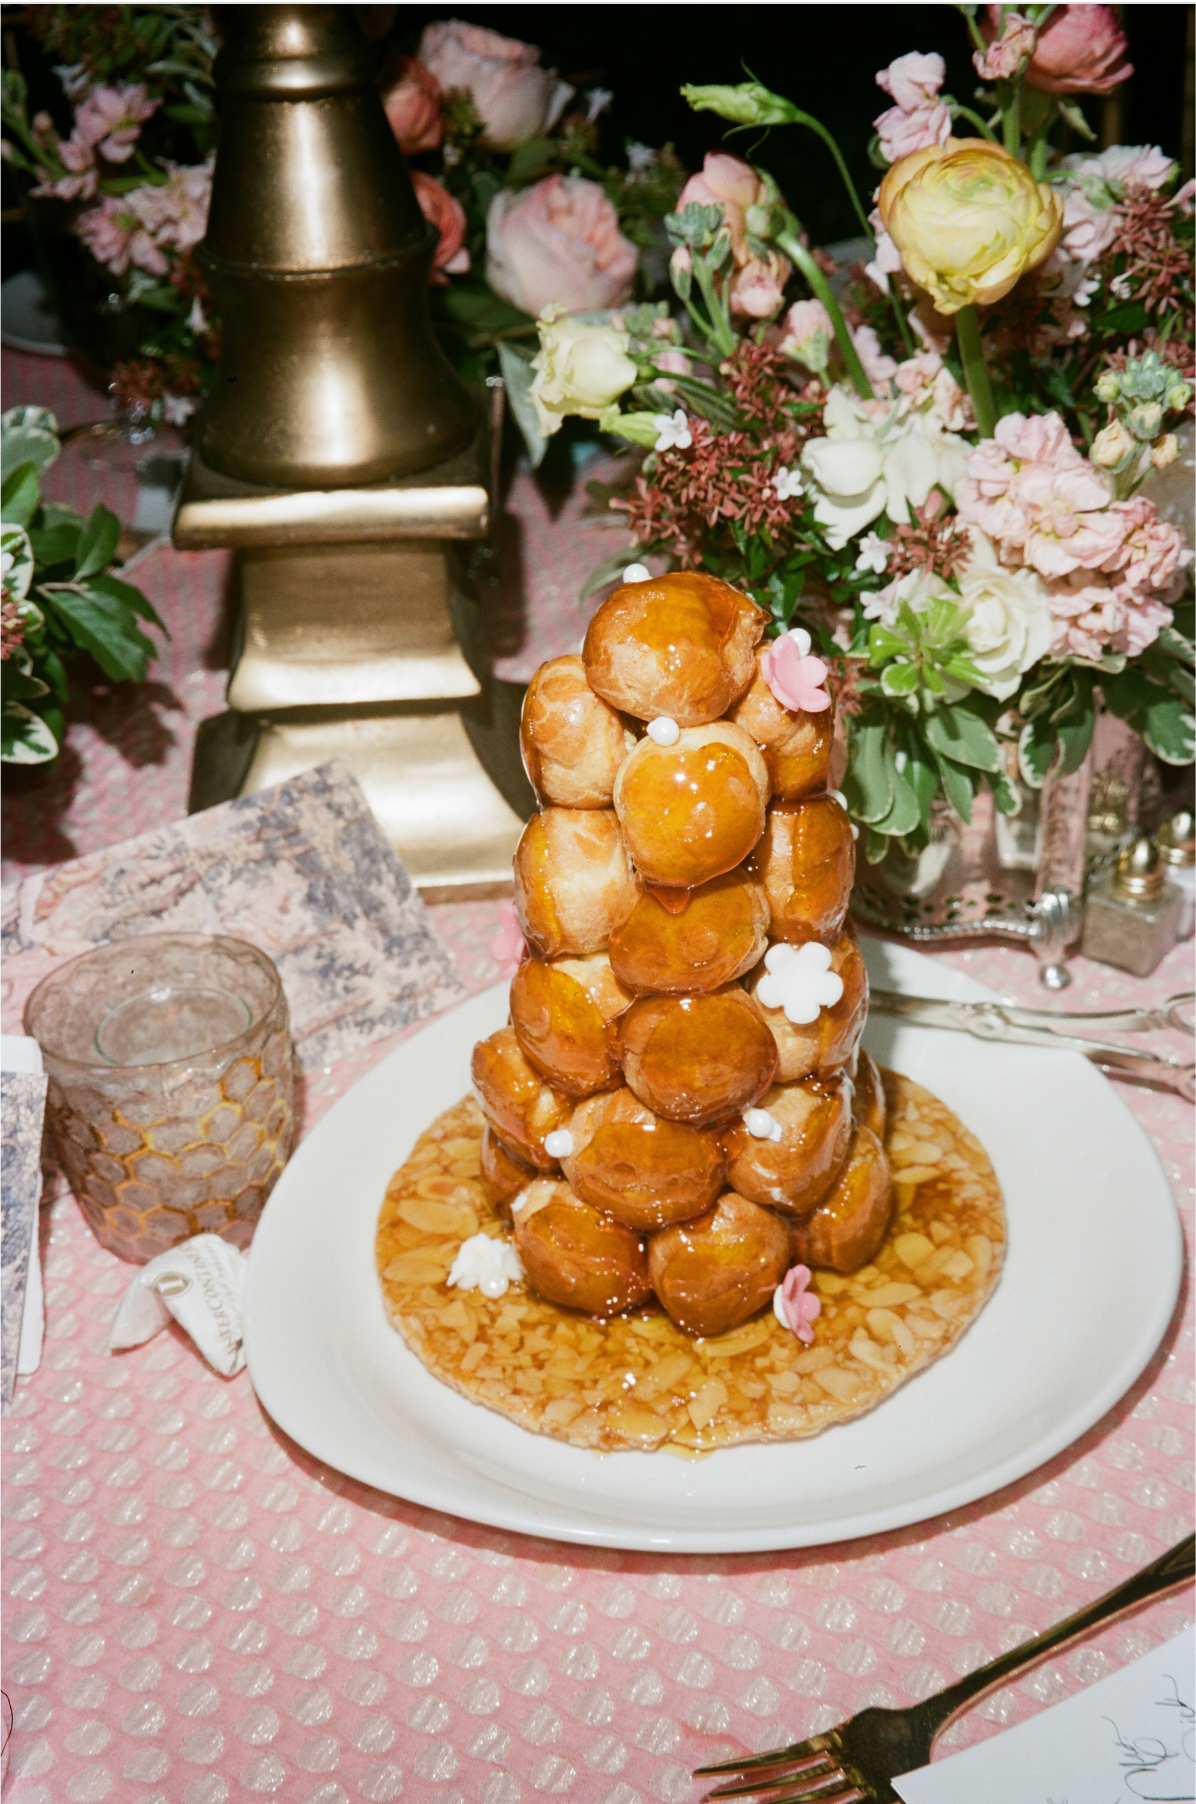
[893,1627,1195,1803]
[1,1062,47,1410]
[2,759,466,1074]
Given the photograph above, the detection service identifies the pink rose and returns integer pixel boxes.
[380,55,443,156]
[411,169,469,283]
[418,20,573,153]
[973,12,1038,81]
[485,174,636,317]
[983,4,1132,95]
[676,152,792,319]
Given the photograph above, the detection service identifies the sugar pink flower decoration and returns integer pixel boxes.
[760,627,831,715]
[774,1264,821,1345]
[490,901,526,978]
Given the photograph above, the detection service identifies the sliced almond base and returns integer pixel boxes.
[375,1071,1004,1454]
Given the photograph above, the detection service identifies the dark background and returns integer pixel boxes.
[390,3,1195,244]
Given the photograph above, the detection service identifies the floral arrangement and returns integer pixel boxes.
[1,5,219,424]
[1,407,163,763]
[529,4,1194,861]
[2,11,680,419]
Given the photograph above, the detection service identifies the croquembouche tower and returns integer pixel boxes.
[470,571,893,1340]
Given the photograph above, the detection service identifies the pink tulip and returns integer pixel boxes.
[485,174,637,317]
[411,170,469,282]
[418,20,573,153]
[380,55,443,156]
[982,4,1132,95]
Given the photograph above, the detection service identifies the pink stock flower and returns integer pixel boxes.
[485,174,637,316]
[72,82,158,162]
[411,169,469,282]
[1047,572,1173,658]
[973,11,1038,81]
[490,902,526,978]
[894,351,974,431]
[852,323,898,392]
[774,1263,821,1344]
[983,4,1132,95]
[1014,462,1127,577]
[873,52,951,164]
[760,630,831,715]
[127,162,211,254]
[1101,497,1185,595]
[380,55,443,156]
[418,20,572,152]
[74,193,168,277]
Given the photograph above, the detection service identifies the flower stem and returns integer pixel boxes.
[997,77,1022,157]
[956,304,996,438]
[778,231,873,400]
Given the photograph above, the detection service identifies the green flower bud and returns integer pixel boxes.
[1128,401,1164,439]
[1094,369,1121,403]
[1166,382,1192,413]
[680,80,799,127]
[599,408,661,448]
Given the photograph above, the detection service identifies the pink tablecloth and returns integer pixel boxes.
[2,349,1192,1804]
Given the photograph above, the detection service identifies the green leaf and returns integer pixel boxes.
[28,521,83,568]
[1140,691,1196,764]
[1,699,59,763]
[872,764,921,837]
[436,282,532,336]
[842,713,894,824]
[87,572,167,633]
[581,547,639,602]
[47,584,158,682]
[922,703,1001,772]
[880,661,920,697]
[1,462,40,528]
[1,659,49,702]
[1,407,59,480]
[73,506,121,581]
[1,523,32,601]
[1018,715,1055,789]
[931,750,976,823]
[1094,301,1150,335]
[496,340,548,472]
[506,137,555,186]
[989,767,1019,815]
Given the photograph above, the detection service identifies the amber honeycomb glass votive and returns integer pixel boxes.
[25,932,295,1263]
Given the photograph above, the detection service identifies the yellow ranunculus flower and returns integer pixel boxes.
[878,138,1063,315]
[529,305,638,437]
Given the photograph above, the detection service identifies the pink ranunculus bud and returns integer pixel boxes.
[728,254,788,320]
[380,55,443,156]
[982,3,1131,95]
[411,169,469,284]
[485,173,637,317]
[973,11,1039,81]
[760,630,832,715]
[418,19,573,153]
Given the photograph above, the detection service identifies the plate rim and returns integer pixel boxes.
[243,941,1182,1553]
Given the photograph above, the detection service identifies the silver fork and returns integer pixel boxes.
[694,1534,1194,1804]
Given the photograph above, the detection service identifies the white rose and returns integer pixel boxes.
[957,534,1053,700]
[800,384,966,550]
[529,305,638,437]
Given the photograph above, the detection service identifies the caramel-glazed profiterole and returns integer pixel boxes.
[379,572,1003,1449]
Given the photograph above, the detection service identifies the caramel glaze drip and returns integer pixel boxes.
[572,1115,726,1231]
[510,958,623,1097]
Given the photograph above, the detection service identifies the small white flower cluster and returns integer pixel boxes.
[447,1233,524,1300]
[755,942,845,1025]
[772,465,804,501]
[653,409,692,452]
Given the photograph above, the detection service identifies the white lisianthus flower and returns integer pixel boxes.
[955,532,1053,701]
[800,384,967,550]
[529,305,638,437]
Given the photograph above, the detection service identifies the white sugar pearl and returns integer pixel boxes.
[743,1109,782,1142]
[647,717,680,747]
[623,563,650,583]
[544,1130,574,1159]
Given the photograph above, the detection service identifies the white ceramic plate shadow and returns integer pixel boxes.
[243,940,1182,1553]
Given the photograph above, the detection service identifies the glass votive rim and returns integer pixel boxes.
[24,932,288,1077]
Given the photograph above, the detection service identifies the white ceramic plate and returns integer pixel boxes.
[243,940,1182,1553]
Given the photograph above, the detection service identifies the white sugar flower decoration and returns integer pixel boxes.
[743,1108,783,1142]
[772,465,804,501]
[855,531,890,575]
[447,1233,524,1300]
[623,562,650,583]
[653,408,692,451]
[755,942,844,1025]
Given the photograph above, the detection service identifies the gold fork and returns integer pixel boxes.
[695,1534,1194,1804]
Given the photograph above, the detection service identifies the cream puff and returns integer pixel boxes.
[520,655,633,807]
[612,721,769,889]
[513,808,638,958]
[511,1178,652,1316]
[561,1086,726,1230]
[618,986,777,1127]
[583,571,766,725]
[647,1190,790,1337]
